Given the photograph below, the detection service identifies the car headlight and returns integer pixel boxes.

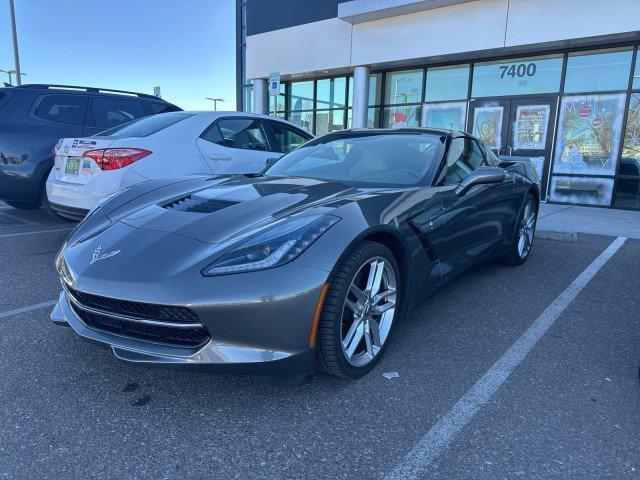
[201,214,340,276]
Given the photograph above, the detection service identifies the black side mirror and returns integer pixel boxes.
[265,157,279,168]
[455,167,506,196]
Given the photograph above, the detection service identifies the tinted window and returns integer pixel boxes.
[211,119,270,151]
[91,97,146,129]
[564,48,633,93]
[425,64,470,102]
[95,112,194,138]
[445,137,486,185]
[270,121,310,153]
[266,133,443,187]
[33,94,87,126]
[149,101,181,114]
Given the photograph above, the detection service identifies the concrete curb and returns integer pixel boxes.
[536,230,579,242]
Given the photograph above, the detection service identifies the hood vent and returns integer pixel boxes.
[162,195,238,214]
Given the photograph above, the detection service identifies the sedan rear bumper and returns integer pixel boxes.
[51,289,318,381]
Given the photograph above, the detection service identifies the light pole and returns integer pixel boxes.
[206,97,224,111]
[9,0,22,86]
[0,69,26,85]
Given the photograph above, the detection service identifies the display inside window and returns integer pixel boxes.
[316,77,346,110]
[290,81,314,111]
[425,65,469,102]
[548,176,613,206]
[553,93,626,176]
[384,70,423,105]
[472,105,503,150]
[512,105,550,150]
[383,105,420,128]
[421,102,467,131]
[472,54,562,97]
[564,48,633,93]
[622,93,640,176]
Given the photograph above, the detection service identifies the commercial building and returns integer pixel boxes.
[236,0,640,209]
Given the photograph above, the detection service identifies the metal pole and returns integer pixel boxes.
[9,0,22,86]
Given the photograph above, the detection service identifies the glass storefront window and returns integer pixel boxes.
[564,48,633,93]
[472,54,563,97]
[634,53,640,89]
[290,81,314,111]
[315,109,346,135]
[421,101,467,131]
[242,84,253,113]
[552,93,626,176]
[425,65,469,102]
[622,93,640,175]
[347,107,380,129]
[348,74,381,107]
[316,77,346,110]
[383,105,420,128]
[288,111,313,134]
[548,176,614,206]
[384,69,423,105]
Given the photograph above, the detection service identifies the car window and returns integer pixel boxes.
[209,118,270,151]
[445,136,486,185]
[33,94,87,126]
[94,112,195,138]
[269,121,310,153]
[91,97,147,129]
[149,101,181,114]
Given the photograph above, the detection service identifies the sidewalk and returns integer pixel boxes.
[537,203,640,239]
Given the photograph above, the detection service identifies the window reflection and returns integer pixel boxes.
[384,70,423,105]
[383,105,420,128]
[549,176,614,206]
[348,74,381,108]
[316,77,346,110]
[425,65,469,102]
[315,109,346,135]
[564,48,633,93]
[290,81,314,111]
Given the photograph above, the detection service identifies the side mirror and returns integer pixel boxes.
[454,167,506,196]
[265,157,279,169]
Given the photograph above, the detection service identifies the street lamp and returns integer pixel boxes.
[0,69,27,85]
[206,97,224,111]
[9,0,22,86]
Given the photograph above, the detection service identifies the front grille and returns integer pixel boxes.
[67,287,209,348]
[68,287,199,324]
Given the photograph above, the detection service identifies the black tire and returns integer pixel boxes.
[316,241,401,378]
[504,193,538,266]
[2,199,40,209]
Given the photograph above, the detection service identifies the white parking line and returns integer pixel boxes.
[0,300,57,319]
[0,211,40,226]
[0,227,73,238]
[385,236,627,480]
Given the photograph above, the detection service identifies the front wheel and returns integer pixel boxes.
[505,193,537,266]
[316,241,401,378]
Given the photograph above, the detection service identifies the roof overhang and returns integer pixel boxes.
[338,0,478,24]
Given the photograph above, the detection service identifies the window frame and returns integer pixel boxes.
[441,134,487,186]
[199,115,273,152]
[263,119,313,154]
[30,93,89,126]
[87,95,147,130]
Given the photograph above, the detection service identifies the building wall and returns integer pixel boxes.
[246,0,640,80]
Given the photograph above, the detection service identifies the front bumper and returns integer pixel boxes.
[50,261,325,379]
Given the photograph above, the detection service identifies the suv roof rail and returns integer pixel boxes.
[17,84,159,100]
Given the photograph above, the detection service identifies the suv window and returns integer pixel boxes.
[149,101,181,114]
[445,136,486,185]
[269,121,310,153]
[91,97,146,129]
[33,94,87,126]
[204,118,270,151]
[96,112,194,138]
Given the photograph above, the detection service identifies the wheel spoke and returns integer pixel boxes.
[372,288,396,306]
[518,234,526,256]
[373,300,395,315]
[363,326,374,357]
[349,284,367,304]
[365,260,385,297]
[343,321,364,358]
[369,317,382,353]
[345,298,361,315]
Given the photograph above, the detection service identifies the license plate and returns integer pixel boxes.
[64,157,81,175]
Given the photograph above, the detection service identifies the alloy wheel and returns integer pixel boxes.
[517,200,536,259]
[340,256,397,367]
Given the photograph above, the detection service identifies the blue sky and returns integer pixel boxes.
[0,0,237,110]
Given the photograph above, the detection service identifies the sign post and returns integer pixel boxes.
[268,72,280,116]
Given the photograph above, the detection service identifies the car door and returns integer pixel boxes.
[196,117,278,174]
[438,135,514,276]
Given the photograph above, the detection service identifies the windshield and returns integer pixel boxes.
[94,111,194,138]
[265,132,445,187]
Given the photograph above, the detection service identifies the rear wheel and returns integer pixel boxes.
[505,193,537,266]
[316,241,401,378]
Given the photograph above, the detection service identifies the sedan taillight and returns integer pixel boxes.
[83,148,151,171]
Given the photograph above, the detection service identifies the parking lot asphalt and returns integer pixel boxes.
[1,203,639,480]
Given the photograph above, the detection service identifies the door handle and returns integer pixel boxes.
[209,154,231,161]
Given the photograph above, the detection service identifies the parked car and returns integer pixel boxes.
[0,84,181,214]
[52,128,540,384]
[46,111,313,220]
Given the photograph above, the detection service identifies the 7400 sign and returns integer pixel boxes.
[499,63,537,79]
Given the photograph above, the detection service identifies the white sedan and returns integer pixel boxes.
[46,111,313,220]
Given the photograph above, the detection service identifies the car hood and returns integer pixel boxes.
[106,175,387,245]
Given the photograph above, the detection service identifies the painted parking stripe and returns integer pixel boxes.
[0,211,40,226]
[0,227,73,238]
[385,236,627,480]
[0,300,57,319]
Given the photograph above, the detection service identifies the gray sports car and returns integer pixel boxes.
[52,128,539,383]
